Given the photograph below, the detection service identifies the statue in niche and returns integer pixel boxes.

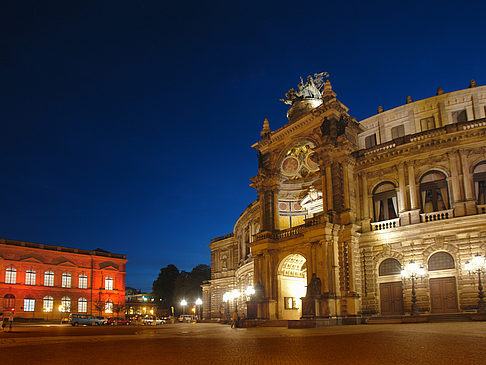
[221,255,227,270]
[306,273,322,297]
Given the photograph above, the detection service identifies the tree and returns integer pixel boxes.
[152,264,179,309]
[113,303,126,317]
[93,300,105,316]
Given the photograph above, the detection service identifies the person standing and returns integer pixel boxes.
[8,311,13,332]
[231,310,238,329]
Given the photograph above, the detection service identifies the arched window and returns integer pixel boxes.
[25,269,36,285]
[62,273,71,288]
[44,271,54,287]
[5,267,16,284]
[373,182,398,222]
[43,296,53,312]
[78,298,88,313]
[420,171,449,213]
[428,252,455,271]
[473,162,486,205]
[379,258,402,276]
[105,299,113,313]
[78,274,88,289]
[105,276,113,290]
[3,294,15,311]
[24,297,35,312]
[61,297,71,312]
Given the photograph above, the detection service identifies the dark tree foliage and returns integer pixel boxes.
[152,264,180,309]
[152,264,210,310]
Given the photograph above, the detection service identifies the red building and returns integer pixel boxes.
[0,238,127,320]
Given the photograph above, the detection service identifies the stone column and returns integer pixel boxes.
[397,163,410,225]
[361,173,370,232]
[325,165,333,212]
[460,150,476,214]
[407,162,421,224]
[449,152,464,216]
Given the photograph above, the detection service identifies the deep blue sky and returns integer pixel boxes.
[2,1,486,291]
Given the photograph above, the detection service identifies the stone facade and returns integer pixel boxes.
[205,77,486,322]
[0,239,127,320]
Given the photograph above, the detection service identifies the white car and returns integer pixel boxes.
[143,317,165,325]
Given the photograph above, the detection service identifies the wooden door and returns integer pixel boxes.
[380,282,404,315]
[429,277,458,313]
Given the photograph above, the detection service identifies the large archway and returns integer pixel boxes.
[277,254,307,320]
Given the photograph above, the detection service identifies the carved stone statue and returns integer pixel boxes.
[307,273,322,297]
[280,72,330,105]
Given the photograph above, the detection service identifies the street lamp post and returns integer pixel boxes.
[401,261,426,316]
[223,292,231,322]
[465,254,486,313]
[180,299,187,316]
[232,289,240,313]
[195,298,202,321]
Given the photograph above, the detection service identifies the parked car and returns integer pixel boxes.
[178,315,194,322]
[95,316,108,325]
[70,314,102,326]
[107,317,131,325]
[143,317,165,325]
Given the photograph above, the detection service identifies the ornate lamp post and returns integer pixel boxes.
[195,298,202,320]
[465,253,486,313]
[401,261,426,316]
[223,292,231,322]
[245,285,255,299]
[232,289,240,313]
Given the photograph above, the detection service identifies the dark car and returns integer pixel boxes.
[107,317,131,325]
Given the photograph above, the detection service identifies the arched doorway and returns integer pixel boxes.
[428,252,458,313]
[277,254,307,320]
[378,258,404,315]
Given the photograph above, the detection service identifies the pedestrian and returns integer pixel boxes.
[2,315,8,332]
[231,310,238,329]
[8,311,13,332]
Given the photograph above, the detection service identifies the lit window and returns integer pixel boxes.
[44,271,54,286]
[3,294,15,311]
[105,299,113,313]
[78,298,88,313]
[365,134,377,149]
[420,171,449,213]
[79,274,88,289]
[473,162,486,205]
[284,297,298,309]
[373,182,398,222]
[62,273,71,288]
[43,296,53,312]
[25,270,36,285]
[24,298,35,312]
[5,267,17,284]
[105,277,113,290]
[61,297,71,312]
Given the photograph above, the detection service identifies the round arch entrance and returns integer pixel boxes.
[277,254,307,320]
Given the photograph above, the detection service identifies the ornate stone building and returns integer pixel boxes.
[203,75,486,324]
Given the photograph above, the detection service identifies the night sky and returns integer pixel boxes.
[2,1,486,291]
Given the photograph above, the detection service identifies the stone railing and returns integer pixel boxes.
[253,214,327,242]
[304,214,325,227]
[275,225,305,239]
[363,141,396,156]
[420,209,454,223]
[460,118,486,130]
[371,218,400,231]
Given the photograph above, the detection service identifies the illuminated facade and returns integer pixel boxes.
[203,77,486,323]
[0,239,127,319]
[125,293,158,316]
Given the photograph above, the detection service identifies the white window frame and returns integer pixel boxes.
[24,298,35,312]
[61,297,71,312]
[78,298,88,313]
[79,274,88,289]
[5,267,17,284]
[25,270,36,285]
[43,296,53,312]
[105,276,114,290]
[44,271,54,287]
[62,273,71,288]
[105,299,113,313]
